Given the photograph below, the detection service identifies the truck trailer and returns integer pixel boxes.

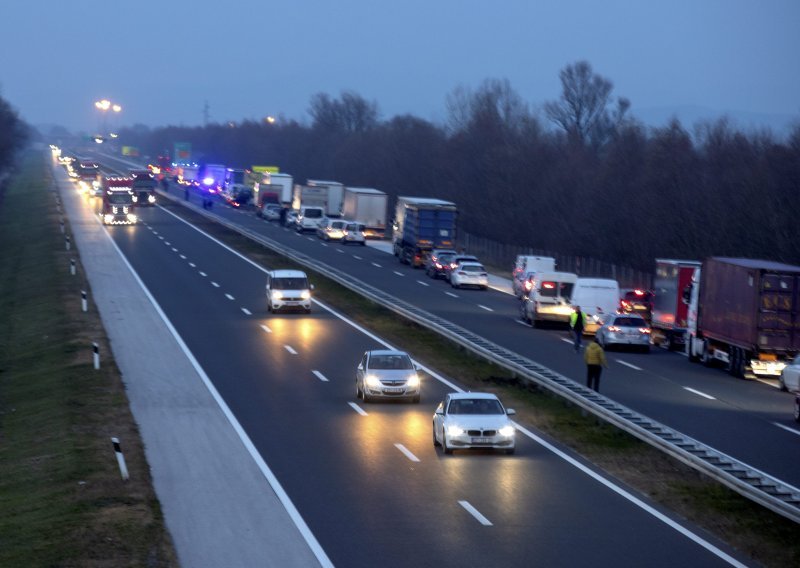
[292,179,344,216]
[342,187,388,238]
[686,257,800,378]
[392,197,457,267]
[651,259,702,349]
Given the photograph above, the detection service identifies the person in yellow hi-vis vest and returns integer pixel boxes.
[583,336,608,392]
[569,306,587,352]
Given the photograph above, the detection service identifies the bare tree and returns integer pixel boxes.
[544,61,628,147]
[308,91,379,134]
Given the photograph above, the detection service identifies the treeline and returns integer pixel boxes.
[118,62,800,271]
[0,91,29,182]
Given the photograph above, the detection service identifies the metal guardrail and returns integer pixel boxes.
[159,189,800,524]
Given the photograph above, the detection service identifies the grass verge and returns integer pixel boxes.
[0,152,177,567]
[160,196,799,568]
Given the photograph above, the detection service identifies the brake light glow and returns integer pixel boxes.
[634,289,644,296]
[639,328,652,334]
[524,281,533,291]
[608,326,621,332]
[543,282,555,289]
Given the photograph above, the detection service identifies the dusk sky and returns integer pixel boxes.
[2,1,798,133]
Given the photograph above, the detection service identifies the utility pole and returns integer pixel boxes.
[203,100,210,126]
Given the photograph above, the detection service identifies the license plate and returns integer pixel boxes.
[384,387,404,393]
[471,437,491,444]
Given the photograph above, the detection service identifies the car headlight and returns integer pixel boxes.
[300,290,311,300]
[406,374,420,388]
[499,426,515,437]
[447,425,464,437]
[127,214,137,223]
[365,375,381,388]
[148,194,156,203]
[103,214,113,224]
[271,290,283,299]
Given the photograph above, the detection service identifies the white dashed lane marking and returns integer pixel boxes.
[179,254,187,260]
[348,402,368,416]
[225,293,235,300]
[683,387,716,400]
[417,280,430,287]
[394,444,420,462]
[616,359,643,371]
[199,271,208,277]
[478,304,493,312]
[241,308,252,315]
[773,422,800,436]
[458,501,493,526]
[189,262,196,267]
[312,370,329,382]
[211,282,220,288]
[445,292,459,298]
[260,324,272,333]
[353,255,362,260]
[393,271,404,277]
[372,262,382,268]
[284,345,298,355]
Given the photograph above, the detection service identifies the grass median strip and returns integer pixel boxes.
[161,197,799,568]
[0,153,176,566]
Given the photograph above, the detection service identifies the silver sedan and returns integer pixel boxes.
[356,350,421,403]
[596,313,652,352]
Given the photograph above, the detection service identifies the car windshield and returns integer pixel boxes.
[613,317,646,327]
[461,264,485,273]
[539,281,574,299]
[448,398,504,415]
[304,209,323,218]
[369,354,413,370]
[272,277,309,290]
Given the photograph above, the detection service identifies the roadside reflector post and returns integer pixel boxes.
[60,221,65,234]
[65,235,71,250]
[81,290,88,312]
[70,258,76,275]
[111,437,129,481]
[92,342,99,370]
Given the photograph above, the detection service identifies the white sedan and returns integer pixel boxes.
[450,262,489,290]
[779,355,800,392]
[432,392,516,454]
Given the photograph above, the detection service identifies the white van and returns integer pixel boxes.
[512,256,556,298]
[571,278,621,334]
[265,269,313,313]
[520,271,577,326]
[295,206,325,232]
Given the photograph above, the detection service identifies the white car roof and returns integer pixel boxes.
[270,269,307,278]
[449,392,501,401]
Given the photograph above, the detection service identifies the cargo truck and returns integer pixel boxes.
[129,170,157,205]
[342,187,388,238]
[392,197,457,267]
[100,177,137,225]
[651,259,702,349]
[292,179,344,216]
[256,172,293,207]
[685,257,800,378]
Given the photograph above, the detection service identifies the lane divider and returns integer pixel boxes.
[348,402,368,416]
[683,387,716,400]
[458,501,492,526]
[394,443,420,462]
[312,370,329,382]
[284,345,298,355]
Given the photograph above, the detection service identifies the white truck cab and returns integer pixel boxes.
[265,270,313,313]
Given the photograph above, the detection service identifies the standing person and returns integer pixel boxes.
[570,306,586,352]
[584,336,608,392]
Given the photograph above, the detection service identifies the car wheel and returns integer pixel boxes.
[305,308,311,314]
[701,343,712,367]
[794,397,800,423]
[432,423,441,447]
[360,241,366,246]
[412,394,420,404]
[362,388,371,403]
[442,431,453,454]
[779,373,788,392]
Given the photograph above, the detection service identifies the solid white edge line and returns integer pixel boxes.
[458,500,493,526]
[225,293,235,300]
[616,359,643,371]
[260,324,272,333]
[478,304,493,312]
[416,280,430,287]
[96,223,334,567]
[348,402,368,416]
[312,370,329,382]
[510,423,746,567]
[683,387,716,400]
[772,422,800,436]
[241,308,252,315]
[155,200,746,567]
[394,443,420,463]
[284,345,298,355]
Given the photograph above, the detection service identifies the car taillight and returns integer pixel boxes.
[634,289,645,296]
[621,300,630,309]
[608,326,621,332]
[435,262,442,269]
[639,328,651,334]
[524,281,532,291]
[450,263,457,268]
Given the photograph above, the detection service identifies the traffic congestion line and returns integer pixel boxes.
[394,444,420,462]
[683,387,716,400]
[458,501,493,526]
[348,402,368,416]
[311,370,329,382]
[284,345,298,355]
[616,359,643,371]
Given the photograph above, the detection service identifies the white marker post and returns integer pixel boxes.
[92,342,100,370]
[60,221,65,234]
[70,259,76,276]
[111,437,129,481]
[65,235,71,250]
[81,290,88,312]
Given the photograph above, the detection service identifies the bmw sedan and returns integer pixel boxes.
[779,355,800,392]
[356,350,421,403]
[432,393,516,454]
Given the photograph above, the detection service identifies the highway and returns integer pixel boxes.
[143,179,800,491]
[63,162,747,566]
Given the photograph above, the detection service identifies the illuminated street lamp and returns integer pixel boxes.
[265,115,276,124]
[94,99,122,138]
